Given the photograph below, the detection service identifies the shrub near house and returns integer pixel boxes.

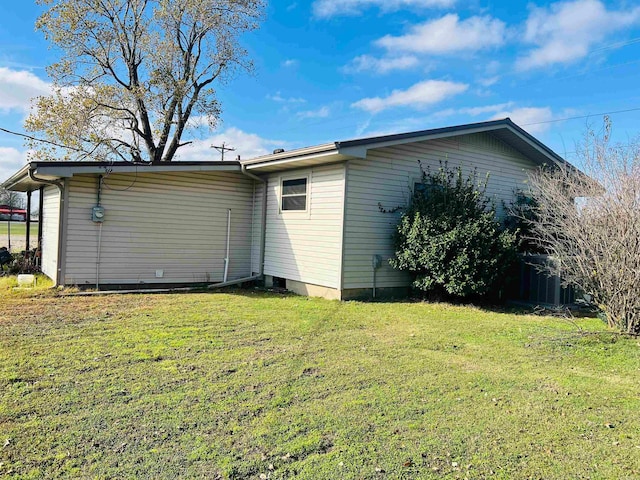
[390,164,518,300]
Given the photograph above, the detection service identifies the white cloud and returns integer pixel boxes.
[313,0,454,18]
[297,106,330,119]
[478,76,500,87]
[0,147,29,184]
[266,92,306,104]
[351,79,468,114]
[0,67,51,113]
[464,103,516,116]
[343,54,419,74]
[434,102,514,119]
[175,127,287,161]
[431,103,555,133]
[281,59,298,68]
[517,0,640,70]
[376,14,506,55]
[490,107,554,134]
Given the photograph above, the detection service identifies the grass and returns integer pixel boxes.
[0,222,38,237]
[1,287,639,479]
[0,275,54,296]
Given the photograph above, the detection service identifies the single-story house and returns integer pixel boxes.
[2,118,572,299]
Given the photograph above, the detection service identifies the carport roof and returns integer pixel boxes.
[2,161,242,192]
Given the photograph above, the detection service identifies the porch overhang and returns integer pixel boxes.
[2,161,244,192]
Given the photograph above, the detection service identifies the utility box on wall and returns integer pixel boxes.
[92,206,105,223]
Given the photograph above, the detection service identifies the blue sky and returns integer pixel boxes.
[2,0,640,180]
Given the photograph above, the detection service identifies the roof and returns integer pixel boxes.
[241,118,569,173]
[2,119,574,190]
[3,160,242,192]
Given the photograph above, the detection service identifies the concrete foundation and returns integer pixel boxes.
[285,278,342,300]
[340,286,409,301]
[266,275,410,301]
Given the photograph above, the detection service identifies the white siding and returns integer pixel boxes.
[63,172,255,286]
[250,181,265,275]
[41,185,60,282]
[263,164,345,288]
[342,132,538,289]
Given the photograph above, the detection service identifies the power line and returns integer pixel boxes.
[0,127,84,152]
[521,107,640,126]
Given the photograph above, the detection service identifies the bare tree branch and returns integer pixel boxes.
[523,117,640,334]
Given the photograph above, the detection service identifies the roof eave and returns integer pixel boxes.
[2,161,245,192]
[243,145,350,173]
[241,143,338,167]
[1,165,39,192]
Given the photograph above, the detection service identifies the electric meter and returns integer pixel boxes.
[92,206,105,223]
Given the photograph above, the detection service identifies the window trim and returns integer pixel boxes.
[279,173,310,215]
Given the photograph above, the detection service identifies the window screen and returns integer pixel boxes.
[281,178,307,211]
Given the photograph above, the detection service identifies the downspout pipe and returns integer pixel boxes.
[240,164,267,276]
[27,168,63,192]
[223,208,231,283]
[28,169,65,286]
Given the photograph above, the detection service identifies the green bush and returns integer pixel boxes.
[390,164,517,300]
[504,191,545,254]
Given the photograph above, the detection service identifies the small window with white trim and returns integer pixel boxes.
[281,177,308,212]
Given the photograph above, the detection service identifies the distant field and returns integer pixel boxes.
[0,222,39,251]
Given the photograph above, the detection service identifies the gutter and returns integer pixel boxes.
[27,167,63,193]
[28,168,66,287]
[240,164,268,277]
[241,143,337,167]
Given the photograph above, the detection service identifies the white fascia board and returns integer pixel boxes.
[33,163,241,178]
[244,149,347,171]
[241,143,337,166]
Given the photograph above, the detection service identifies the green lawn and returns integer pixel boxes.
[0,287,638,479]
[0,221,38,237]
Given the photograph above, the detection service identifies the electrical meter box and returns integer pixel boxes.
[92,206,105,223]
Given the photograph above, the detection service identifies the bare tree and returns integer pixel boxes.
[526,117,640,334]
[26,0,264,163]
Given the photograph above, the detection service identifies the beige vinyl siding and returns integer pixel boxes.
[263,164,345,288]
[250,181,265,275]
[63,172,255,286]
[342,132,538,290]
[41,185,61,282]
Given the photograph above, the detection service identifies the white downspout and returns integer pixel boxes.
[223,208,231,282]
[240,164,267,276]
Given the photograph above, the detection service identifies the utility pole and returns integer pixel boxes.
[212,142,235,161]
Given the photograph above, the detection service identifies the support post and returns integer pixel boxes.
[37,186,44,266]
[26,190,32,252]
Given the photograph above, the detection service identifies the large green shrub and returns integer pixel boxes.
[390,164,517,300]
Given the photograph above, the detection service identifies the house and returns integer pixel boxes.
[2,118,571,299]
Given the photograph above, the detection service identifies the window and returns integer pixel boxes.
[281,177,308,211]
[414,182,443,196]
